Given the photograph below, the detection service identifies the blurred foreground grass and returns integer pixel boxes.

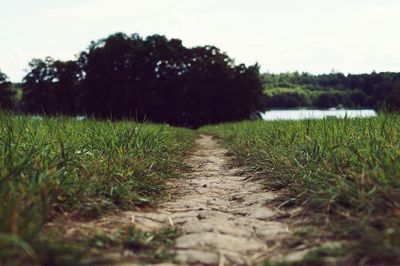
[202,114,400,265]
[0,113,194,265]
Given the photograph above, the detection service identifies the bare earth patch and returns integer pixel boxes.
[119,134,292,265]
[49,134,305,265]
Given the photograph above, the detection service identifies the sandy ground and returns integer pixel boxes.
[54,134,296,265]
[117,134,292,265]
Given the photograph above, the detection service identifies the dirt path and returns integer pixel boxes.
[117,134,291,265]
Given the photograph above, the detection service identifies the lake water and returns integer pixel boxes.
[261,109,378,121]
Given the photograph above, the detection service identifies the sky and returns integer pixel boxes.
[1,0,400,81]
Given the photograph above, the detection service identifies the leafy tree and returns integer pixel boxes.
[349,91,367,107]
[314,93,340,108]
[266,93,310,108]
[77,33,264,127]
[381,82,400,111]
[51,60,80,115]
[22,58,80,115]
[0,70,15,110]
[22,58,56,113]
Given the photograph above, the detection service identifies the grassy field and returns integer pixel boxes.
[201,115,400,265]
[2,112,399,265]
[0,113,194,265]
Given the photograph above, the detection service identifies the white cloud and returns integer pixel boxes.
[1,0,400,81]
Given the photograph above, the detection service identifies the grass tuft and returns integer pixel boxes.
[0,113,194,265]
[201,114,400,264]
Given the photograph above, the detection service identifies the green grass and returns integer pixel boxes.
[264,246,345,266]
[201,115,400,265]
[0,113,194,265]
[123,226,178,263]
[82,226,178,264]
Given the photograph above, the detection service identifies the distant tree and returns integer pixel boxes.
[314,93,340,108]
[78,33,264,127]
[22,58,56,113]
[22,58,80,115]
[51,60,80,115]
[381,82,400,111]
[79,33,146,118]
[0,70,15,110]
[266,93,310,108]
[348,91,367,107]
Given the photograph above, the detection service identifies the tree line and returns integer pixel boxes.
[1,34,399,124]
[263,72,400,110]
[1,33,264,128]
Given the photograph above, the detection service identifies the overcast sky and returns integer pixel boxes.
[1,0,400,81]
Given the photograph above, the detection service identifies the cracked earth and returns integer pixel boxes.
[117,134,291,265]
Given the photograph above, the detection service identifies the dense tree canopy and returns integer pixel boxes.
[262,72,400,110]
[21,33,264,127]
[22,58,79,114]
[0,70,15,110]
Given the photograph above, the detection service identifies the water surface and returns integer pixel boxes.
[261,109,378,121]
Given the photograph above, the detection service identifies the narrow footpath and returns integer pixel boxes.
[121,134,291,265]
